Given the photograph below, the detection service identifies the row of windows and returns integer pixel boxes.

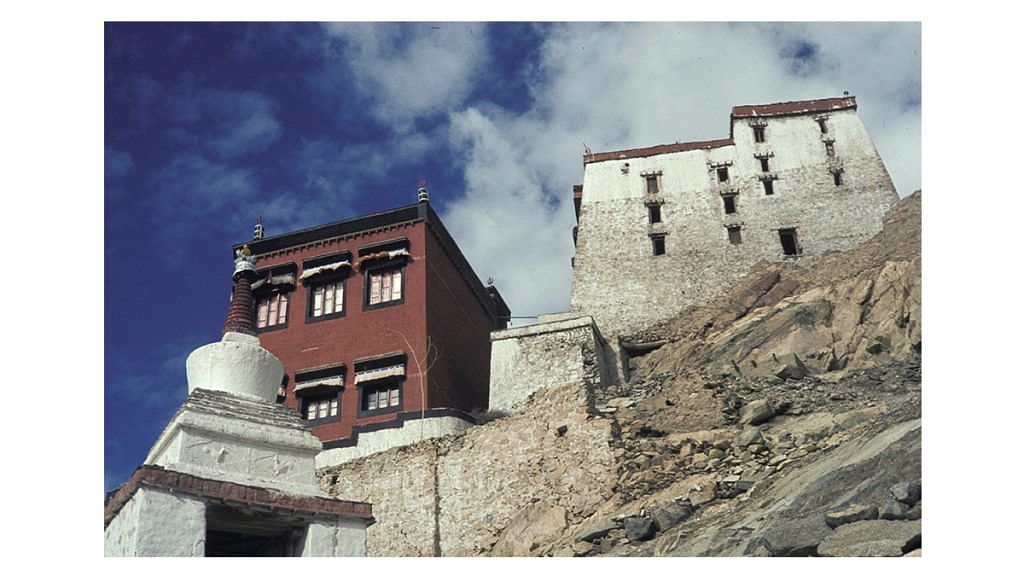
[299,381,403,424]
[255,265,405,331]
[650,227,801,256]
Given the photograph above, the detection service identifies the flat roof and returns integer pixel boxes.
[583,138,733,165]
[731,96,857,119]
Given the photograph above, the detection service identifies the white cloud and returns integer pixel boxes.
[444,108,576,319]
[323,22,490,131]
[437,23,921,320]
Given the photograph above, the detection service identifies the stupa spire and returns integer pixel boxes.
[222,245,258,337]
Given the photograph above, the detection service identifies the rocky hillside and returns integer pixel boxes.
[493,191,922,557]
[321,192,922,557]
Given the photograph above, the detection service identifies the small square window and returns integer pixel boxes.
[651,235,666,256]
[717,167,729,183]
[753,126,766,143]
[723,195,737,215]
[645,175,659,195]
[760,157,770,172]
[763,179,775,195]
[648,204,662,224]
[727,226,743,245]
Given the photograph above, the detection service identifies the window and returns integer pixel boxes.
[817,118,829,134]
[362,383,401,412]
[302,395,339,421]
[257,292,288,329]
[651,234,666,256]
[717,167,729,183]
[366,267,404,307]
[301,251,351,322]
[253,264,297,331]
[355,356,406,417]
[762,177,776,195]
[310,279,345,318]
[833,170,843,186]
[760,157,770,172]
[645,175,660,195]
[648,203,662,224]
[753,125,766,143]
[779,228,800,256]
[723,195,737,215]
[825,140,835,157]
[293,364,344,422]
[728,226,743,245]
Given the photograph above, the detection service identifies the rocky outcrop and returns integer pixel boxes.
[319,192,922,557]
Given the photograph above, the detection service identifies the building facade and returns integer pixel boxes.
[237,195,509,467]
[570,96,899,339]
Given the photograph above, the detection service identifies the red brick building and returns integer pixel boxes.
[234,196,509,461]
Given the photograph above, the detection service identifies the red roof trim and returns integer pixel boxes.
[731,96,857,119]
[104,465,374,527]
[584,138,733,165]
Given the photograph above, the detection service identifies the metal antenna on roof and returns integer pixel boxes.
[417,179,429,203]
[253,216,265,241]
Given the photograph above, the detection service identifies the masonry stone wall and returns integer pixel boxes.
[319,379,618,556]
[489,314,611,413]
[571,106,899,339]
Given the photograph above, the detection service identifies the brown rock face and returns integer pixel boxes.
[489,501,568,557]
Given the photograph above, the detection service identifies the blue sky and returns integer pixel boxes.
[103,22,921,492]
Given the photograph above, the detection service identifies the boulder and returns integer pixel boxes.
[760,515,831,556]
[739,400,776,426]
[736,427,763,448]
[622,516,656,541]
[688,483,717,506]
[649,500,694,532]
[490,501,567,556]
[879,497,910,520]
[825,504,879,528]
[890,481,921,506]
[575,518,618,543]
[817,520,921,557]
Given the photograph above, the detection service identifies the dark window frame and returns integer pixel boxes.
[779,228,800,257]
[760,157,770,172]
[753,125,766,143]
[362,261,406,311]
[356,378,404,418]
[645,174,660,195]
[717,167,730,183]
[300,391,342,425]
[651,234,666,256]
[727,226,743,245]
[305,275,348,324]
[833,170,844,186]
[255,290,290,334]
[648,203,662,224]
[763,178,776,195]
[723,194,738,215]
